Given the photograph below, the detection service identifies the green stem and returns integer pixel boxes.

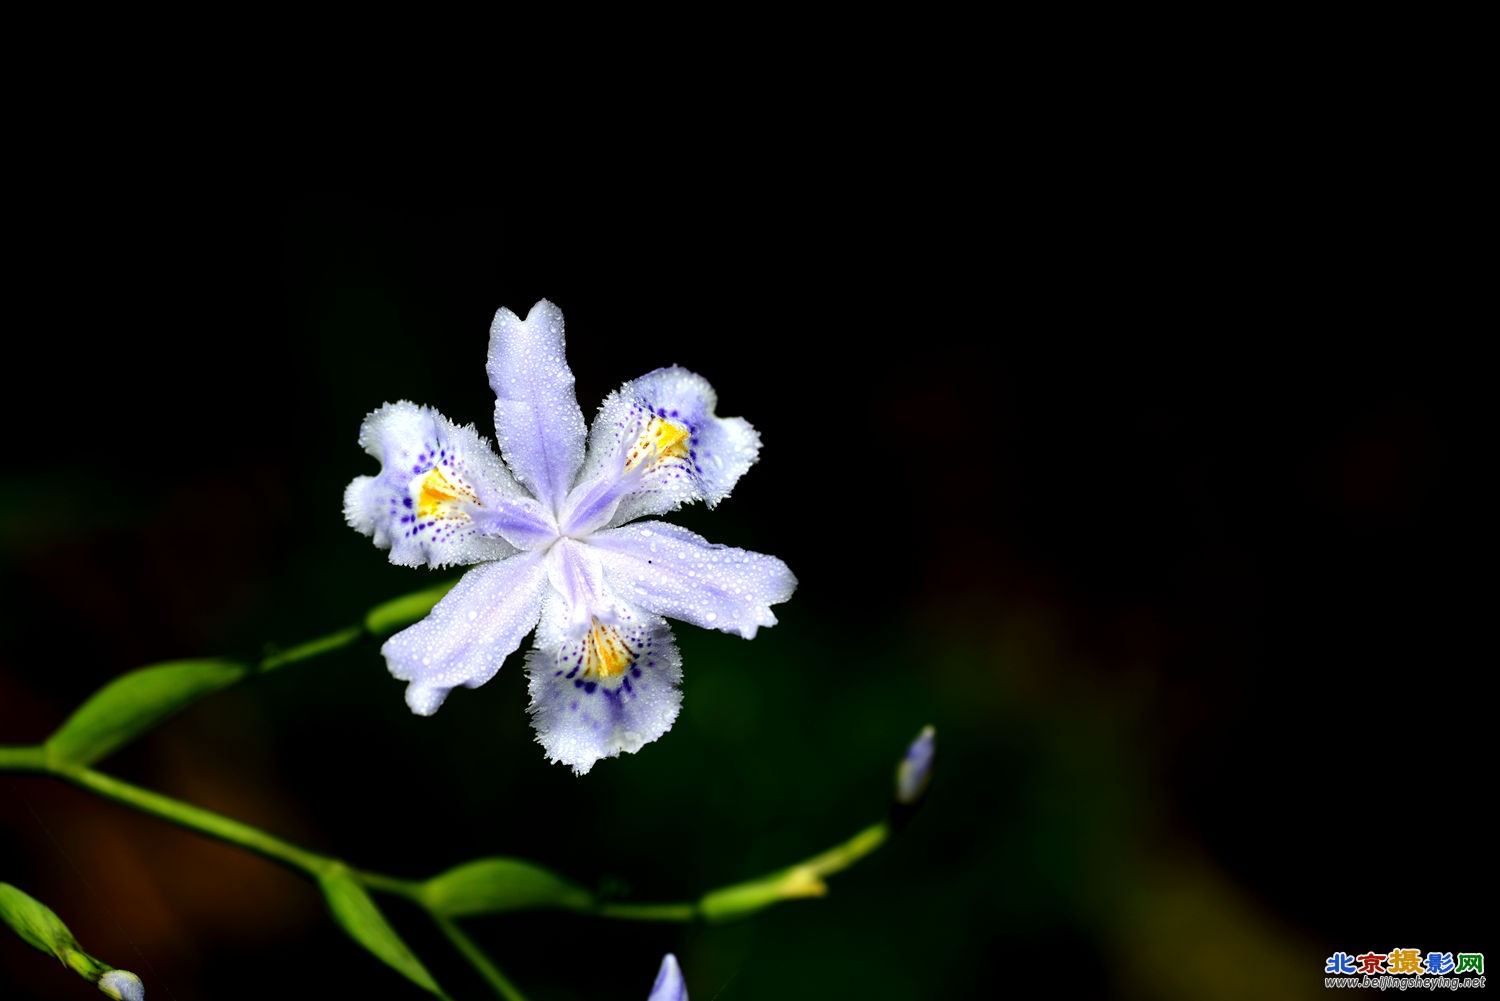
[0,745,48,771]
[258,624,366,673]
[584,820,892,925]
[357,870,424,901]
[433,914,530,1001]
[588,901,698,922]
[4,745,895,928]
[800,820,889,878]
[57,764,333,877]
[3,752,537,998]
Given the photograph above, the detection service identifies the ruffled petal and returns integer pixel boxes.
[559,366,760,535]
[345,401,556,567]
[647,954,688,1001]
[488,300,587,515]
[526,588,683,776]
[587,521,796,639]
[383,550,548,715]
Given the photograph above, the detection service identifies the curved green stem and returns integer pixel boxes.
[58,763,334,876]
[588,900,698,922]
[357,870,424,900]
[3,751,521,998]
[801,820,890,878]
[257,624,366,673]
[253,576,460,675]
[433,915,529,1001]
[556,820,893,925]
[2,743,897,1001]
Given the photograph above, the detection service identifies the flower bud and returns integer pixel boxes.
[98,969,145,1000]
[894,725,936,806]
[698,865,827,923]
[647,953,687,1001]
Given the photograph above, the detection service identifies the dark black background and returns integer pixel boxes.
[0,84,1481,1001]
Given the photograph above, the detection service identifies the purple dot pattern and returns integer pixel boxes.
[526,589,683,773]
[344,401,518,569]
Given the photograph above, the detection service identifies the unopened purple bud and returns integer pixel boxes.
[894,726,936,805]
[647,953,688,1001]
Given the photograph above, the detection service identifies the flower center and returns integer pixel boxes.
[582,617,635,679]
[416,464,478,520]
[624,415,691,473]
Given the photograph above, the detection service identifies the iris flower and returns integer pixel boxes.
[345,300,795,773]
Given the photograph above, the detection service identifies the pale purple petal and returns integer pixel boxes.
[647,954,688,1001]
[544,538,612,639]
[345,401,554,566]
[526,590,682,776]
[383,551,548,715]
[488,300,587,515]
[588,521,796,639]
[560,366,760,534]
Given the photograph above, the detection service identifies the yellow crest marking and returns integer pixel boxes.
[583,618,635,679]
[624,415,690,473]
[417,465,478,520]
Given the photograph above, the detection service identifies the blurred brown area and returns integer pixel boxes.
[1,123,1478,1001]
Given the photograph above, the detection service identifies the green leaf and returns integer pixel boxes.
[319,867,447,999]
[365,580,459,636]
[421,857,594,917]
[0,882,109,980]
[44,659,247,767]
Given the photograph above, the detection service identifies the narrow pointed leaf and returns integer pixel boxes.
[45,659,247,767]
[421,857,593,917]
[0,882,111,981]
[318,867,446,999]
[365,580,460,636]
[1,881,76,955]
